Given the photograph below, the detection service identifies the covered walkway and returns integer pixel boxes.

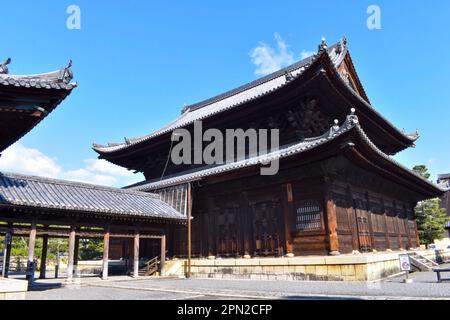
[0,172,186,282]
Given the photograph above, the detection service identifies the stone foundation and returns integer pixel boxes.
[0,278,28,300]
[165,249,450,281]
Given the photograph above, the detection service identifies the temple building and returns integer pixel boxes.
[94,37,444,259]
[0,58,186,281]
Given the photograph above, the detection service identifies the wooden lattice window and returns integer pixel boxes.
[295,200,323,232]
[153,184,188,215]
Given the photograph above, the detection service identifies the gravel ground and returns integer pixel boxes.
[25,264,450,300]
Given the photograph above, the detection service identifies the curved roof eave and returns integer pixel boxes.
[319,50,419,150]
[127,112,444,198]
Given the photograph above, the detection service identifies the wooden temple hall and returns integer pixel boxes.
[94,38,444,258]
[0,58,186,281]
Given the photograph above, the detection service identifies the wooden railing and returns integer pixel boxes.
[140,256,159,276]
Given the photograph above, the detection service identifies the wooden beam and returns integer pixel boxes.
[67,226,76,281]
[102,227,110,280]
[0,226,163,239]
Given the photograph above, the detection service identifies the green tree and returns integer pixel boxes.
[415,198,448,245]
[79,239,103,260]
[411,165,448,245]
[413,165,431,180]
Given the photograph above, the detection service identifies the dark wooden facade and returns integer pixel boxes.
[94,38,443,258]
[165,154,424,258]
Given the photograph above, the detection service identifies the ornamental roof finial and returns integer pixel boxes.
[58,59,74,84]
[181,103,190,114]
[0,57,11,74]
[329,118,340,137]
[284,70,294,82]
[345,107,359,127]
[318,37,328,52]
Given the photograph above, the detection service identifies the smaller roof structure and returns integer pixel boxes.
[438,173,450,181]
[0,58,76,90]
[0,172,186,222]
[0,58,77,153]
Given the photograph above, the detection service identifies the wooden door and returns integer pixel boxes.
[250,200,282,256]
[216,205,240,257]
[353,199,372,252]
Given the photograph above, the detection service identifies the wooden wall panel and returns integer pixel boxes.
[292,233,328,256]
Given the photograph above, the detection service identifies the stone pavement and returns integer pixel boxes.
[25,264,450,300]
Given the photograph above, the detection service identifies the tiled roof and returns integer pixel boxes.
[0,58,77,91]
[128,112,444,194]
[93,37,419,155]
[0,172,185,221]
[93,39,348,154]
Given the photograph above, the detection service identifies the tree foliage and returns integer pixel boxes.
[415,198,448,245]
[412,164,449,245]
[413,165,431,180]
[79,239,103,260]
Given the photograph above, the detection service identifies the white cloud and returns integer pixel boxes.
[250,33,295,76]
[0,144,62,178]
[250,33,315,76]
[300,49,315,60]
[0,144,143,187]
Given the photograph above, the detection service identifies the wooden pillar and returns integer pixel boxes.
[102,228,110,280]
[325,185,340,255]
[3,225,13,278]
[187,182,192,277]
[381,199,391,250]
[160,235,166,275]
[26,220,37,282]
[133,230,140,278]
[39,234,49,279]
[281,184,294,256]
[73,236,80,277]
[67,226,76,281]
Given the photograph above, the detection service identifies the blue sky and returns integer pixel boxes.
[0,0,449,186]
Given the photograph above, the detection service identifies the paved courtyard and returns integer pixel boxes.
[24,264,450,300]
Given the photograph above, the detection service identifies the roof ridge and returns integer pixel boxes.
[186,40,344,112]
[0,171,159,199]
